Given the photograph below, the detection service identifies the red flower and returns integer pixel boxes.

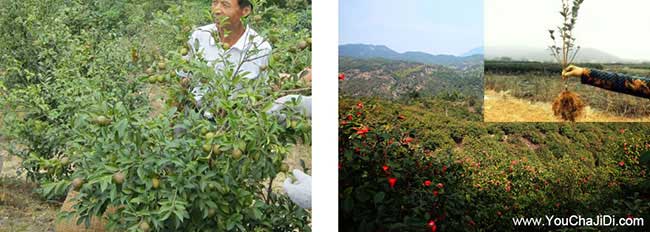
[497,211,502,217]
[442,165,448,173]
[398,114,406,120]
[433,190,439,197]
[424,180,432,186]
[354,147,360,152]
[618,161,625,167]
[403,137,414,144]
[355,126,369,135]
[619,128,626,134]
[339,73,345,80]
[468,220,476,226]
[382,165,389,172]
[340,120,348,126]
[555,202,561,208]
[436,183,444,189]
[347,114,353,120]
[356,111,362,116]
[511,160,518,166]
[356,101,363,109]
[428,220,437,232]
[388,177,397,188]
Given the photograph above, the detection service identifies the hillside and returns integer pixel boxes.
[339,97,650,231]
[339,57,483,99]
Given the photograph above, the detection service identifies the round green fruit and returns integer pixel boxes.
[94,116,111,126]
[71,178,84,191]
[205,132,216,139]
[152,178,160,189]
[60,157,70,166]
[139,221,150,232]
[157,62,166,70]
[112,172,125,184]
[203,143,213,153]
[280,163,290,173]
[297,40,308,50]
[231,148,242,160]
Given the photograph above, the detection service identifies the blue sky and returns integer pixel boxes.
[339,0,484,56]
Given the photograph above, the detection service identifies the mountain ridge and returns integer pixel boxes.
[339,44,483,67]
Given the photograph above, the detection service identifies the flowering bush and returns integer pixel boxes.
[338,97,650,231]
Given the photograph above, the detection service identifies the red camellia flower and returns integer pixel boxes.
[436,183,444,189]
[618,161,625,167]
[340,120,348,126]
[619,128,626,134]
[355,126,369,135]
[356,102,363,109]
[398,114,406,120]
[382,165,389,172]
[424,180,432,186]
[388,177,397,188]
[347,114,353,120]
[403,137,414,144]
[339,73,345,80]
[433,190,439,197]
[428,220,437,232]
[442,165,448,173]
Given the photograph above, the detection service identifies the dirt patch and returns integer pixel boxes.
[0,177,59,232]
[519,137,540,150]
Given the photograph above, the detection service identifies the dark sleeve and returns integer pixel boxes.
[581,69,650,99]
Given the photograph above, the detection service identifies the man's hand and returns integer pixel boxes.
[562,65,585,80]
[300,67,312,86]
[283,169,312,209]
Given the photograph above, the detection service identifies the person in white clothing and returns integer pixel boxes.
[181,0,311,209]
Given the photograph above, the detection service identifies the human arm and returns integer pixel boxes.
[563,65,650,99]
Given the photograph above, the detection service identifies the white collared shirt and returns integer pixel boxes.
[185,23,272,106]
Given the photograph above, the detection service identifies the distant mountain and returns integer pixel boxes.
[339,44,482,67]
[461,47,484,57]
[485,46,625,63]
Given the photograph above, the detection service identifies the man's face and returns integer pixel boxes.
[212,0,249,29]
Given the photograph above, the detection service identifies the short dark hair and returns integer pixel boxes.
[239,0,253,11]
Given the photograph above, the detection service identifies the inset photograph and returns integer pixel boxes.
[484,0,650,122]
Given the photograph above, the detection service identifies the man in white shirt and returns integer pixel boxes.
[184,0,271,106]
[182,0,312,209]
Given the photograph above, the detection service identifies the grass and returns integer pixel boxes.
[486,73,650,118]
[484,89,650,122]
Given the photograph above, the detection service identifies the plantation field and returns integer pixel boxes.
[339,97,650,231]
[485,71,650,120]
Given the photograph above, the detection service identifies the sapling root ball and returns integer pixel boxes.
[552,90,585,122]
